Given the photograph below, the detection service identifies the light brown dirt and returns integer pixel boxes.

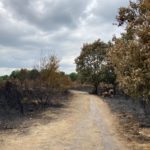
[0,90,128,150]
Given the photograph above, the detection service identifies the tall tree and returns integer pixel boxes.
[69,72,78,82]
[41,55,60,89]
[109,0,150,101]
[75,39,108,94]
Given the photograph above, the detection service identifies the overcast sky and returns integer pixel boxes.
[0,0,130,75]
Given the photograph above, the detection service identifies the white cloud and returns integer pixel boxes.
[0,0,130,75]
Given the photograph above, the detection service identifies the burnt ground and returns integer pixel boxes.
[0,92,71,131]
[103,96,150,150]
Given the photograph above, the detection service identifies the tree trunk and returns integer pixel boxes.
[92,84,99,95]
[113,83,117,95]
[18,101,24,115]
[140,98,150,117]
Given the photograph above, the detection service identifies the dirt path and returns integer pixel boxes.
[0,90,128,150]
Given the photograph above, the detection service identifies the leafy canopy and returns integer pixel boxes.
[109,0,150,101]
[75,39,109,93]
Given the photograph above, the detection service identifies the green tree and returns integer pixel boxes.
[0,75,9,81]
[28,69,40,80]
[100,64,116,85]
[75,39,108,94]
[10,69,28,81]
[19,69,28,82]
[10,70,20,79]
[69,72,78,82]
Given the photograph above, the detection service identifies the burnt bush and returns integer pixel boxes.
[0,81,23,114]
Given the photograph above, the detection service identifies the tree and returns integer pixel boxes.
[58,72,71,90]
[10,69,28,81]
[100,64,116,85]
[19,69,28,82]
[40,55,60,89]
[0,75,9,81]
[75,39,108,94]
[69,72,78,82]
[28,69,40,80]
[10,70,20,79]
[108,0,150,102]
[40,55,71,91]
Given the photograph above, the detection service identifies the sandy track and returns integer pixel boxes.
[0,90,128,150]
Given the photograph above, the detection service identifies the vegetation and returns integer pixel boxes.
[75,39,107,94]
[75,39,116,94]
[0,55,71,115]
[40,55,71,90]
[68,72,78,82]
[0,75,9,83]
[108,0,150,102]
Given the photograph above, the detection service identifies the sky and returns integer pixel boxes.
[0,0,130,75]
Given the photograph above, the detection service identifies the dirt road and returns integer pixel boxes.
[0,90,128,150]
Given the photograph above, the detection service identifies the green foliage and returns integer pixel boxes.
[0,75,9,81]
[69,72,78,82]
[10,69,40,81]
[100,64,116,84]
[28,69,40,80]
[75,39,109,94]
[10,70,20,79]
[10,69,28,82]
